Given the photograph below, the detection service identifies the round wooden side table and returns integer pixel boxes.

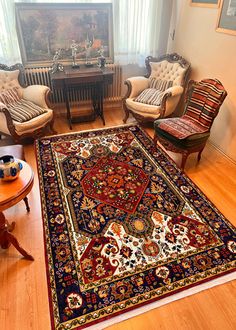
[0,160,34,260]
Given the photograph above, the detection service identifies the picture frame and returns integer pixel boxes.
[216,0,236,35]
[15,3,114,67]
[190,0,220,8]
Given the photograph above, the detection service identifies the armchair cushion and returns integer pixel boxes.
[134,88,165,106]
[134,85,183,107]
[8,99,47,123]
[149,78,173,91]
[0,86,47,123]
[13,109,53,134]
[0,87,21,104]
[126,98,161,117]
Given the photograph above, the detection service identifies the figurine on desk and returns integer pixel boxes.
[50,49,64,74]
[85,36,94,67]
[97,46,106,68]
[71,40,80,69]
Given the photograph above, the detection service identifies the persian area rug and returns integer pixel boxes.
[36,125,236,330]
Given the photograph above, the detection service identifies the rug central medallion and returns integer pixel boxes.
[81,156,149,213]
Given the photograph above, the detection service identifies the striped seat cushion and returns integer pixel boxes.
[0,87,46,123]
[158,117,208,139]
[8,99,47,123]
[134,88,165,106]
[149,78,173,91]
[157,78,227,140]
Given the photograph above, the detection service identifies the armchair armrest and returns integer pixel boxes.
[22,85,51,108]
[0,101,6,110]
[124,77,150,99]
[163,85,184,97]
[0,102,17,138]
[160,86,184,118]
[0,102,12,119]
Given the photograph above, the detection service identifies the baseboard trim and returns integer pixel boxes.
[208,140,236,165]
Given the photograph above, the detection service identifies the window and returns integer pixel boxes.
[0,0,169,66]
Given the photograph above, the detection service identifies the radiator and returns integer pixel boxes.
[24,64,122,104]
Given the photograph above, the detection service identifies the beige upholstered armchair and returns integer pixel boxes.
[123,53,190,123]
[0,63,56,142]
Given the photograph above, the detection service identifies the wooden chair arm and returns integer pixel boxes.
[123,77,150,99]
[0,105,18,141]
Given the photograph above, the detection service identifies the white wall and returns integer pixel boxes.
[168,0,236,161]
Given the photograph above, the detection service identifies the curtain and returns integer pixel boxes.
[0,0,21,64]
[113,0,166,65]
[0,0,169,66]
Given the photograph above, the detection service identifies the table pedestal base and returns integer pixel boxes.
[0,212,34,260]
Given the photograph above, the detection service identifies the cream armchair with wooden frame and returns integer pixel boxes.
[123,53,191,124]
[0,63,56,142]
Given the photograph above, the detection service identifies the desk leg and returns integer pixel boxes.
[0,212,34,260]
[64,87,72,130]
[99,84,105,126]
[23,196,30,212]
[92,85,98,118]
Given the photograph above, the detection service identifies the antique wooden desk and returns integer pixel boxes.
[50,66,114,129]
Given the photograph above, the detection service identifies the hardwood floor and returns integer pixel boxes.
[0,107,236,330]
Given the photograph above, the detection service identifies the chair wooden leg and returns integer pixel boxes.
[197,146,205,162]
[122,103,130,123]
[181,152,189,170]
[153,132,158,147]
[123,111,129,123]
[49,120,57,135]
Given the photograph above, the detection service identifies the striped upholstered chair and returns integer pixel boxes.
[153,78,227,169]
[0,63,56,142]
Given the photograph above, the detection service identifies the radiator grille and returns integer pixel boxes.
[24,64,122,104]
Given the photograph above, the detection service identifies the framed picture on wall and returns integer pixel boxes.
[15,3,114,67]
[216,0,236,35]
[190,0,220,8]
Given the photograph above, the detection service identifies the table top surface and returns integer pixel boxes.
[0,160,34,211]
[50,66,114,81]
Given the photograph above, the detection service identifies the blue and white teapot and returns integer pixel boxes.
[0,155,23,181]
